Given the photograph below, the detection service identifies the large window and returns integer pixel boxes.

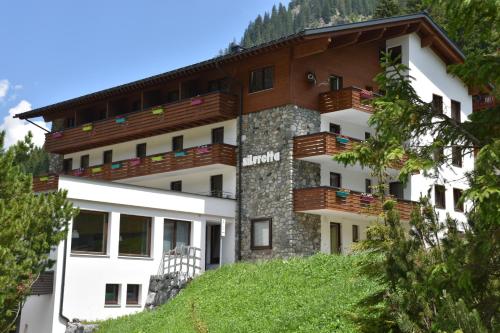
[71,210,108,254]
[119,215,152,257]
[249,66,273,93]
[163,219,191,251]
[352,225,359,243]
[435,185,446,209]
[329,75,343,91]
[251,218,272,250]
[105,284,120,305]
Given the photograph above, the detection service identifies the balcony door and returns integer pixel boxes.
[330,223,341,254]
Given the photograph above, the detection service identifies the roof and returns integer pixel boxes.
[16,12,464,120]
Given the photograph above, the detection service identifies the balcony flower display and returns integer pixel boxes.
[336,188,350,198]
[52,131,63,139]
[74,168,85,176]
[195,145,210,154]
[151,108,164,115]
[190,97,204,106]
[130,157,141,166]
[336,136,350,145]
[359,89,374,100]
[175,151,187,157]
[151,155,164,162]
[39,176,49,182]
[360,193,375,203]
[82,123,93,132]
[111,163,122,169]
[115,116,127,124]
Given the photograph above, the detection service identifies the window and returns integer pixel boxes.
[451,100,461,123]
[389,181,404,199]
[170,181,182,192]
[172,136,183,152]
[71,210,108,254]
[211,127,224,144]
[105,284,120,305]
[251,218,272,250]
[63,158,73,174]
[329,123,341,134]
[166,90,179,103]
[163,219,191,251]
[131,100,141,112]
[352,225,359,243]
[249,66,273,93]
[387,45,402,64]
[136,143,147,158]
[365,132,371,140]
[432,94,443,115]
[103,150,113,164]
[208,78,228,92]
[119,215,152,257]
[330,172,341,188]
[126,284,140,305]
[329,75,343,91]
[452,146,462,167]
[66,117,75,129]
[365,179,372,193]
[453,188,464,212]
[210,175,223,198]
[435,185,446,209]
[80,155,89,169]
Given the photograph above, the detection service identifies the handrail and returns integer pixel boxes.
[157,245,202,278]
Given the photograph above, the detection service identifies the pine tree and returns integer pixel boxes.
[0,131,78,331]
[374,0,401,18]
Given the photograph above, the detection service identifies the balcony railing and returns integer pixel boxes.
[33,143,236,192]
[319,86,375,114]
[45,92,238,154]
[294,187,416,220]
[294,132,361,159]
[473,94,495,112]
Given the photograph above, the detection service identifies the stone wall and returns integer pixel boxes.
[238,105,321,260]
[145,273,190,309]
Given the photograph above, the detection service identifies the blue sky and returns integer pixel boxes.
[0,0,289,146]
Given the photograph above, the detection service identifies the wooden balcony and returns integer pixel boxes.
[294,132,361,159]
[44,92,238,154]
[33,143,236,192]
[473,94,495,112]
[319,87,375,114]
[294,187,416,220]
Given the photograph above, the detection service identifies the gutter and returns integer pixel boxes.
[58,237,70,324]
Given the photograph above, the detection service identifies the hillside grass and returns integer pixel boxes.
[97,253,380,333]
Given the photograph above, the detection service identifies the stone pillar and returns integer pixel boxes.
[238,105,321,260]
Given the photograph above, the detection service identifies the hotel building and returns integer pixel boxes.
[15,14,477,333]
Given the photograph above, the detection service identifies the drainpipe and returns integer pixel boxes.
[58,237,70,324]
[214,60,244,261]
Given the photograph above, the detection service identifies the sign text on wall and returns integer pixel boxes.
[242,151,281,167]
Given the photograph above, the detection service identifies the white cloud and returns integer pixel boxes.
[0,100,48,148]
[0,79,9,101]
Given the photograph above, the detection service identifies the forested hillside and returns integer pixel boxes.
[227,0,426,51]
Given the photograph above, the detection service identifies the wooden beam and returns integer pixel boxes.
[356,28,386,45]
[421,35,435,48]
[332,32,362,49]
[293,37,331,58]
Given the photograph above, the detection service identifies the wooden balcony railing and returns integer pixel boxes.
[319,87,375,114]
[45,92,238,154]
[33,143,236,192]
[294,132,361,159]
[294,187,416,220]
[473,95,495,112]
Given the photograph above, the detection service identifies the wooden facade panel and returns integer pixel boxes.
[44,92,238,154]
[293,132,361,159]
[32,144,236,192]
[294,187,415,220]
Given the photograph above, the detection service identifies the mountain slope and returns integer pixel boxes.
[96,253,381,333]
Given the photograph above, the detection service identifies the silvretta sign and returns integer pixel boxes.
[242,151,281,166]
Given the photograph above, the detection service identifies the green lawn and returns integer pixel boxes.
[96,253,380,333]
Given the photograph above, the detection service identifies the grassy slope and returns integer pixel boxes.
[97,253,380,333]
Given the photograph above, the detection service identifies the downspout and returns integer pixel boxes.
[58,237,70,324]
[214,60,244,261]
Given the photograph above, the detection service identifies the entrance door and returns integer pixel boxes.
[330,223,341,254]
[210,225,221,264]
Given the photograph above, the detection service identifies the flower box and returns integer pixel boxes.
[195,146,210,154]
[82,124,93,132]
[111,163,122,169]
[151,156,164,162]
[360,193,375,203]
[360,89,374,100]
[115,116,127,124]
[39,176,49,182]
[151,108,164,115]
[336,190,350,198]
[91,167,102,174]
[74,168,85,176]
[190,98,204,106]
[336,136,350,145]
[174,151,187,157]
[129,158,141,166]
[52,132,63,139]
